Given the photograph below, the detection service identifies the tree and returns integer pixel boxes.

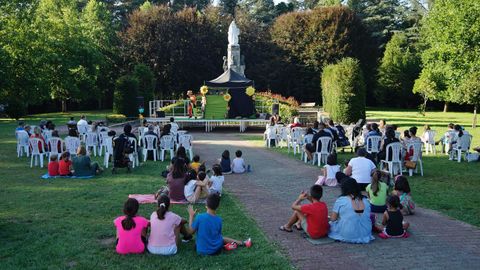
[239,0,276,25]
[133,63,156,106]
[418,0,480,125]
[114,75,139,117]
[219,0,238,16]
[376,32,421,107]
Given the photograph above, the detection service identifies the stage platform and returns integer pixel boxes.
[146,118,269,132]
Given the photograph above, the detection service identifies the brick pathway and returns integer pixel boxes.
[193,132,480,270]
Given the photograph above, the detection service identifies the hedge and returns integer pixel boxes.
[106,114,127,123]
[114,75,139,117]
[321,57,366,124]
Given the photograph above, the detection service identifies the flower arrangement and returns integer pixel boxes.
[245,86,255,96]
[200,85,208,95]
[223,93,231,102]
[256,91,300,108]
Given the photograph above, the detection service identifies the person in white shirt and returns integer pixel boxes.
[169,117,179,134]
[345,148,376,191]
[208,165,225,195]
[231,150,246,174]
[77,115,88,126]
[184,171,209,203]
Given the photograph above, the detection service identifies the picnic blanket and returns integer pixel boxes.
[128,194,206,204]
[41,173,94,179]
[304,235,336,245]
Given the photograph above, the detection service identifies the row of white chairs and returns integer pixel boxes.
[142,134,193,162]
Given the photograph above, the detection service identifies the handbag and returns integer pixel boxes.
[404,160,416,169]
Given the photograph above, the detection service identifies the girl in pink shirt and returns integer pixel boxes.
[114,198,149,255]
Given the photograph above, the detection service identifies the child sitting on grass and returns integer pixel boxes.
[393,176,415,215]
[219,150,232,174]
[315,154,340,186]
[114,198,149,255]
[231,150,248,174]
[208,164,224,195]
[190,155,204,172]
[184,171,210,204]
[187,193,252,255]
[279,185,329,239]
[376,195,410,239]
[148,195,192,255]
[366,170,388,213]
[58,152,72,176]
[48,154,59,176]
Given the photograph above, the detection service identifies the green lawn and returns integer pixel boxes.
[0,112,290,270]
[203,95,228,120]
[240,108,480,227]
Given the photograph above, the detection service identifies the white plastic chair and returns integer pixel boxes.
[138,127,148,146]
[143,135,159,161]
[78,124,89,142]
[366,135,382,155]
[380,142,403,178]
[29,138,46,168]
[128,137,139,168]
[313,137,332,166]
[98,131,109,156]
[42,130,52,142]
[103,136,114,168]
[288,128,304,155]
[423,130,437,155]
[47,137,64,159]
[16,131,30,157]
[178,134,193,160]
[264,126,277,148]
[450,134,472,162]
[277,127,289,148]
[406,142,424,176]
[85,132,98,156]
[159,135,175,161]
[302,134,314,162]
[394,131,401,139]
[64,137,81,157]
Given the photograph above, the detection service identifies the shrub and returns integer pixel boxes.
[106,114,127,123]
[133,63,156,106]
[321,57,366,124]
[4,98,27,120]
[114,75,139,117]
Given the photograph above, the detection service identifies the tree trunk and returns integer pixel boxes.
[61,100,67,112]
[443,102,449,113]
[98,98,102,110]
[473,105,478,128]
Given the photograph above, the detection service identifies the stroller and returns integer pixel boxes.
[112,134,134,174]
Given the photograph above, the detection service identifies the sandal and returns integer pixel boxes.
[279,226,293,232]
[294,223,303,231]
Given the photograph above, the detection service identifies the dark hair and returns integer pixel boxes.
[313,121,319,129]
[60,151,70,160]
[124,124,132,134]
[193,155,200,162]
[161,124,171,136]
[235,150,242,158]
[212,164,222,176]
[306,128,314,135]
[156,195,170,220]
[403,130,410,139]
[172,158,187,179]
[70,117,74,121]
[387,195,401,209]
[394,176,411,193]
[269,116,275,126]
[170,117,174,122]
[122,198,139,231]
[371,123,379,132]
[186,169,197,184]
[206,193,221,210]
[366,123,372,131]
[356,148,367,157]
[328,119,335,126]
[409,126,417,136]
[310,185,323,200]
[198,164,206,172]
[18,121,24,126]
[198,171,206,181]
[448,123,455,129]
[52,130,59,137]
[391,124,398,130]
[340,178,363,200]
[176,146,187,161]
[454,124,463,137]
[68,129,77,137]
[326,153,337,166]
[370,170,382,196]
[385,128,396,139]
[108,130,116,137]
[222,150,230,160]
[318,122,326,129]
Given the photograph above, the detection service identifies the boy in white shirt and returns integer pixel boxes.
[231,150,247,174]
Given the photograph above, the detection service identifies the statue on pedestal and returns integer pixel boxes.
[228,21,239,46]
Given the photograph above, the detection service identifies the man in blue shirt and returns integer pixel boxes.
[187,193,252,255]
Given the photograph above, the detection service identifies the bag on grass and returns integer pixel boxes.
[404,160,416,169]
[466,152,479,162]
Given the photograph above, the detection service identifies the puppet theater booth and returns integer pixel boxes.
[205,68,256,119]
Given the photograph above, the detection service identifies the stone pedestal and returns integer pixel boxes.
[227,44,245,75]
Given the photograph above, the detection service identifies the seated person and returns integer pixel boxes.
[219,150,232,174]
[59,152,73,176]
[72,146,102,176]
[187,194,251,255]
[48,154,59,176]
[377,128,400,162]
[190,155,203,172]
[345,148,376,191]
[231,150,246,174]
[166,159,187,201]
[184,171,209,203]
[209,165,225,195]
[114,198,149,255]
[304,123,332,161]
[366,170,388,213]
[279,185,329,239]
[375,195,410,239]
[392,176,415,215]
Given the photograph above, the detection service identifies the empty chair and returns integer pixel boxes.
[85,132,98,156]
[98,131,109,156]
[128,137,139,168]
[178,134,193,160]
[77,124,89,142]
[423,130,437,155]
[64,137,81,157]
[47,137,64,159]
[366,135,382,155]
[277,127,289,148]
[29,138,46,168]
[16,130,30,157]
[138,127,148,147]
[406,142,424,176]
[143,135,159,162]
[313,137,333,166]
[264,126,277,148]
[450,134,472,162]
[103,136,114,168]
[159,135,175,161]
[302,134,314,162]
[288,127,304,155]
[380,142,403,178]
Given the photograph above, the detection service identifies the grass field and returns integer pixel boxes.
[0,112,290,270]
[240,108,480,227]
[203,95,228,120]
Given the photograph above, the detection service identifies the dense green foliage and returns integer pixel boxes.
[322,58,366,123]
[133,64,156,106]
[114,75,139,117]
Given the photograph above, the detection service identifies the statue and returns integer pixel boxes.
[228,21,240,46]
[222,56,228,71]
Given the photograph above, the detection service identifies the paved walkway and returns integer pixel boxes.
[193,132,480,270]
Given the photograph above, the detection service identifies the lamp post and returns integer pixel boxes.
[138,106,145,125]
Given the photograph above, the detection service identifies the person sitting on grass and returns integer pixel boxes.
[315,153,340,186]
[366,170,388,213]
[231,150,247,174]
[219,150,232,174]
[392,176,415,216]
[279,185,329,239]
[375,195,410,239]
[209,164,225,195]
[190,155,204,172]
[148,195,192,255]
[328,178,374,244]
[167,159,188,202]
[58,152,73,176]
[48,154,59,176]
[187,193,252,255]
[72,146,102,177]
[114,198,149,255]
[184,171,210,204]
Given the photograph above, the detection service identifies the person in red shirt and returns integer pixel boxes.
[48,154,59,176]
[279,185,329,239]
[59,152,73,176]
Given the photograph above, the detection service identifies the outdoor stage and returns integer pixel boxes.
[146,117,269,132]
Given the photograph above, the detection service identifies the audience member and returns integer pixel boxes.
[114,198,149,255]
[48,154,59,176]
[378,128,400,162]
[345,148,376,191]
[184,171,209,203]
[232,150,247,174]
[72,146,102,176]
[392,176,415,215]
[208,165,224,195]
[59,152,73,176]
[304,123,331,161]
[167,159,188,201]
[220,150,232,174]
[366,170,388,213]
[376,195,410,239]
[315,154,340,186]
[30,126,46,153]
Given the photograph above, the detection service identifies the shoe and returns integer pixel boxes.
[243,238,252,248]
[378,232,389,239]
[182,234,193,243]
[224,242,238,251]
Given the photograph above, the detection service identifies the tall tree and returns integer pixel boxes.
[239,0,276,24]
[219,0,238,16]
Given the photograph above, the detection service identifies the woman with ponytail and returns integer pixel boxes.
[148,195,192,255]
[114,198,149,254]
